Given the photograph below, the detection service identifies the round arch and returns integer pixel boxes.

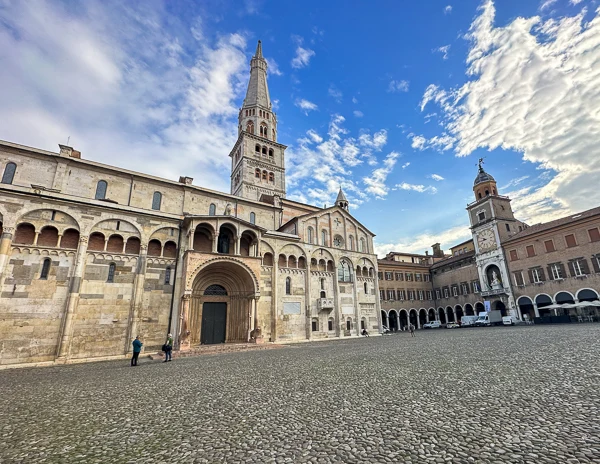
[90,218,141,237]
[428,307,436,321]
[455,305,464,322]
[577,288,599,301]
[419,308,427,326]
[554,290,575,304]
[399,309,409,329]
[464,303,474,316]
[517,296,534,321]
[409,308,419,328]
[438,307,447,324]
[535,294,553,317]
[17,208,80,233]
[388,309,399,332]
[446,306,454,323]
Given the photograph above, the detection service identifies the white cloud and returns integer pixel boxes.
[374,224,471,257]
[353,110,364,118]
[0,0,250,192]
[500,175,530,190]
[352,97,358,104]
[540,0,558,11]
[291,39,315,69]
[411,135,426,150]
[295,98,318,114]
[434,44,451,60]
[421,0,600,222]
[328,85,343,102]
[570,0,583,4]
[445,5,453,14]
[363,152,400,199]
[430,174,445,181]
[402,162,410,169]
[387,79,410,93]
[286,115,391,207]
[265,57,283,76]
[395,183,438,194]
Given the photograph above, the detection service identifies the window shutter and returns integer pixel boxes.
[528,269,534,283]
[592,256,600,273]
[559,262,567,278]
[580,259,590,275]
[568,261,576,277]
[538,268,545,281]
[547,265,553,280]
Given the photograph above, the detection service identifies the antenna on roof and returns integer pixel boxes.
[66,136,71,146]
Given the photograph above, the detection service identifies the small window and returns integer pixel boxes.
[588,228,600,242]
[312,320,318,332]
[513,271,525,286]
[51,211,56,221]
[328,319,333,331]
[565,234,577,248]
[40,258,51,279]
[544,240,555,253]
[250,212,256,224]
[509,250,518,261]
[346,319,351,331]
[268,149,274,158]
[255,168,261,178]
[95,180,107,200]
[262,170,267,180]
[209,203,216,216]
[478,212,486,221]
[152,192,162,210]
[165,267,172,285]
[526,245,535,257]
[307,227,313,244]
[364,282,368,293]
[116,220,120,231]
[505,223,510,232]
[107,263,116,283]
[321,230,327,246]
[1,162,16,184]
[268,172,274,183]
[285,277,291,295]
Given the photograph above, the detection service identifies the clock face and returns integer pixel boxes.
[477,229,497,251]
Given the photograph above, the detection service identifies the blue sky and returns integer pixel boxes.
[1,0,599,256]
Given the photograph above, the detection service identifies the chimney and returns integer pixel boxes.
[425,250,429,256]
[432,243,443,258]
[179,176,193,185]
[59,144,72,157]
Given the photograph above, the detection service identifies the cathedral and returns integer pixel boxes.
[0,42,382,367]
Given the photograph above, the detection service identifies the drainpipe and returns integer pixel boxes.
[167,220,184,334]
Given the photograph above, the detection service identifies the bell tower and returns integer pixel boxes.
[230,41,287,201]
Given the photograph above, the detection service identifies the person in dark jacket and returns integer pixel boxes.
[163,333,173,362]
[131,336,142,366]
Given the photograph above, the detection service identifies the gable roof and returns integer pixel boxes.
[503,206,600,243]
[278,204,376,236]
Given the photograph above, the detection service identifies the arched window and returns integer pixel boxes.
[107,263,116,283]
[338,261,352,282]
[359,238,365,252]
[152,192,162,210]
[250,212,256,224]
[246,121,254,134]
[204,284,227,295]
[349,235,354,250]
[268,172,274,183]
[307,227,313,244]
[262,170,267,180]
[255,168,261,178]
[95,180,107,200]
[285,277,291,295]
[262,146,267,155]
[40,258,51,279]
[209,203,216,216]
[268,149,274,158]
[165,267,171,285]
[320,278,326,298]
[321,230,327,247]
[255,144,260,153]
[1,162,16,184]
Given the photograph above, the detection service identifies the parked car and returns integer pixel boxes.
[460,315,478,327]
[474,310,503,327]
[446,322,460,329]
[423,321,441,329]
[502,315,519,326]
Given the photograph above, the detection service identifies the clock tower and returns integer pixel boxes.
[467,160,522,318]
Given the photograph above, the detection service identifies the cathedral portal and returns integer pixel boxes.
[185,259,260,345]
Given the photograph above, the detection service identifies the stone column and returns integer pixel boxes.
[179,293,191,349]
[533,304,540,318]
[271,259,278,341]
[56,234,63,249]
[352,276,360,336]
[333,268,341,337]
[33,231,40,246]
[57,236,89,359]
[212,236,218,253]
[0,226,15,286]
[305,258,312,340]
[126,245,147,353]
[235,235,241,256]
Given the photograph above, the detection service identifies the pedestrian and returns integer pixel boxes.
[409,324,415,337]
[361,328,370,337]
[131,335,143,366]
[163,333,173,362]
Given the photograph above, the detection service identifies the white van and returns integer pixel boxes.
[461,315,478,327]
[502,315,519,326]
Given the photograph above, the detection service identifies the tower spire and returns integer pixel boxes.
[255,40,263,59]
[335,188,349,211]
[242,40,271,110]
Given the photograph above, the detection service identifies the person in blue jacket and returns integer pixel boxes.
[131,335,143,366]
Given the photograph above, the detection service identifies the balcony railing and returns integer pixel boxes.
[317,298,334,311]
[480,287,508,297]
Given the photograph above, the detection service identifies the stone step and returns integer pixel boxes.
[149,343,286,360]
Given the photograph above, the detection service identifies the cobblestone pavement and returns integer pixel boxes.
[2,325,600,463]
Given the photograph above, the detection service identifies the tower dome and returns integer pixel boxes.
[473,158,497,200]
